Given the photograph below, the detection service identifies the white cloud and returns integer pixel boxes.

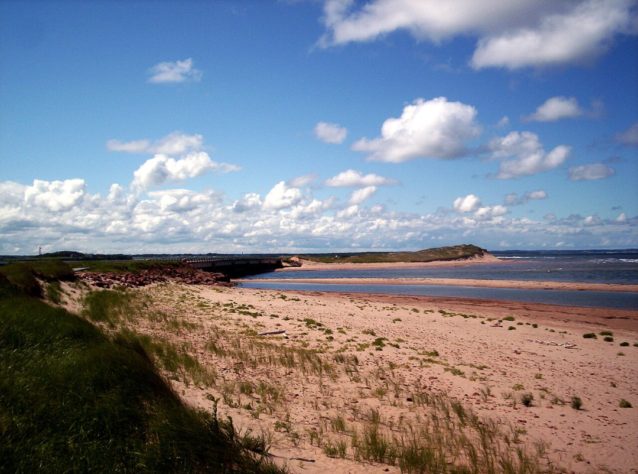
[489,131,570,179]
[475,205,507,219]
[471,0,635,69]
[1,173,637,254]
[616,122,638,146]
[497,116,510,128]
[24,179,86,212]
[320,1,636,69]
[314,121,348,144]
[263,181,303,210]
[288,174,317,188]
[617,212,627,222]
[132,152,239,191]
[320,0,554,45]
[326,169,396,187]
[337,204,359,218]
[232,193,262,213]
[349,186,377,205]
[352,97,480,163]
[568,163,615,181]
[147,189,214,212]
[526,96,583,122]
[106,139,151,153]
[527,190,548,200]
[453,194,481,213]
[505,190,548,205]
[107,132,204,156]
[147,58,202,84]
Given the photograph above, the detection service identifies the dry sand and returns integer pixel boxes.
[114,282,638,473]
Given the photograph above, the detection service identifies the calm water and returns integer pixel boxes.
[239,250,638,310]
[244,250,638,284]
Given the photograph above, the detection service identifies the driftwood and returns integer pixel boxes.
[258,330,287,336]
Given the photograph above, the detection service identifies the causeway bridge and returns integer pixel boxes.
[181,256,284,278]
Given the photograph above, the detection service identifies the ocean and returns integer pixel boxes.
[239,250,638,310]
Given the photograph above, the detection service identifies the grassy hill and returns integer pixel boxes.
[301,244,489,264]
[0,263,282,473]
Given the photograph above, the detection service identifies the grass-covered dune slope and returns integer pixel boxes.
[0,263,282,473]
[302,244,489,264]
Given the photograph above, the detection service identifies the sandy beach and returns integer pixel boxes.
[91,280,638,473]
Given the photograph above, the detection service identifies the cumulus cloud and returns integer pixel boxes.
[489,131,570,179]
[263,181,303,210]
[568,163,615,181]
[471,0,635,69]
[314,121,348,144]
[505,190,548,205]
[352,97,480,163]
[109,132,239,192]
[326,169,396,187]
[526,96,584,122]
[453,194,481,213]
[1,173,636,254]
[107,132,204,156]
[616,122,638,147]
[349,186,377,205]
[24,179,86,212]
[232,193,262,213]
[147,58,202,84]
[320,0,636,69]
[132,152,239,191]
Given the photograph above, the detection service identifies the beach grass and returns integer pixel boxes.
[0,271,282,473]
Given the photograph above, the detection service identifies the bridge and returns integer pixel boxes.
[181,256,284,278]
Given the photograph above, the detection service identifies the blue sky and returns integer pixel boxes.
[1,0,637,254]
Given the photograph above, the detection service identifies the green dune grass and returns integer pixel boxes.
[0,269,282,473]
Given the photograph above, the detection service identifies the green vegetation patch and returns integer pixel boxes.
[0,282,281,473]
[0,260,75,297]
[83,289,136,324]
[302,244,487,264]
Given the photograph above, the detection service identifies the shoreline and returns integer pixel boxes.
[241,276,638,293]
[248,287,638,331]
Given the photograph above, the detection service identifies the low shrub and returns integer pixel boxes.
[521,393,534,407]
